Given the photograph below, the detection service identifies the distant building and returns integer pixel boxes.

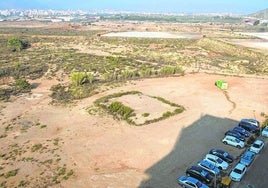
[244,18,260,25]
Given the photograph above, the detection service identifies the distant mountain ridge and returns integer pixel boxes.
[249,8,268,19]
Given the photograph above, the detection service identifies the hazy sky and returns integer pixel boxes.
[0,0,268,14]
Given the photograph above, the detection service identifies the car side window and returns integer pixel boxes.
[186,181,194,187]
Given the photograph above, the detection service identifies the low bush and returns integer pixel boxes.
[15,78,31,92]
[70,72,94,86]
[4,169,18,179]
[108,101,134,120]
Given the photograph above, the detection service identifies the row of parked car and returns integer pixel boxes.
[222,119,261,149]
[227,120,266,182]
[178,118,267,188]
[178,148,233,188]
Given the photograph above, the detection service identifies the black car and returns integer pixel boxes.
[209,148,234,163]
[233,126,250,137]
[186,165,213,185]
[239,121,259,134]
[225,130,245,141]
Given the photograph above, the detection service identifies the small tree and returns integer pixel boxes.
[7,37,30,52]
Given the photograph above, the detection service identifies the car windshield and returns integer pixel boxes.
[196,181,202,187]
[253,143,260,148]
[201,170,208,177]
[206,162,213,168]
[233,168,242,174]
[235,138,240,143]
[216,158,223,163]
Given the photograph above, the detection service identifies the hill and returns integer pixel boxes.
[249,8,268,19]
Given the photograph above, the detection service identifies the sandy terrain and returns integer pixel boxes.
[0,73,267,187]
[231,32,268,52]
[103,31,201,39]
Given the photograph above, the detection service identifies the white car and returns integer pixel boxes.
[222,135,245,149]
[261,126,268,137]
[204,154,229,170]
[249,139,264,154]
[229,163,247,182]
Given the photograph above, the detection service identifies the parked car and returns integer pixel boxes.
[240,150,255,166]
[186,166,213,185]
[197,160,221,176]
[229,163,247,182]
[222,135,245,149]
[249,139,264,154]
[241,118,260,127]
[261,126,268,137]
[239,120,259,134]
[178,175,209,188]
[204,154,229,170]
[225,130,245,141]
[233,126,250,137]
[209,149,234,163]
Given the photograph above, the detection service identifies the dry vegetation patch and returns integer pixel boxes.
[94,91,184,125]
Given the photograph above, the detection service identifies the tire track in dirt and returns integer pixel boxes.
[222,91,236,114]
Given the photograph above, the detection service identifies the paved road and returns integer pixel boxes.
[232,137,268,188]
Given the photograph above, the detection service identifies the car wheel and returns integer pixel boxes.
[223,141,227,145]
[237,145,241,149]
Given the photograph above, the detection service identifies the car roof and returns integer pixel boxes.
[200,160,212,166]
[186,176,199,183]
[254,140,263,144]
[234,126,245,131]
[189,165,207,172]
[225,135,237,139]
[210,148,224,153]
[235,163,246,170]
[206,153,218,159]
[244,150,255,155]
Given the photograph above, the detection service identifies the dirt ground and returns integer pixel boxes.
[0,73,267,187]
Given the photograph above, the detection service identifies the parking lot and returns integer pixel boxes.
[139,114,267,188]
[174,117,267,188]
[234,136,268,188]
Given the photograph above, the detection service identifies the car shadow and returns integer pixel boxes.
[138,114,241,188]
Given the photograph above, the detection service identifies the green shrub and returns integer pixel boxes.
[4,169,18,178]
[108,101,134,120]
[15,78,31,92]
[142,113,150,117]
[31,144,42,152]
[162,111,172,118]
[6,37,23,52]
[70,72,94,86]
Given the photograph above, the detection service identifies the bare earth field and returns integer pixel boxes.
[1,73,267,187]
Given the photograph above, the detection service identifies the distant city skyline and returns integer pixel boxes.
[0,0,268,14]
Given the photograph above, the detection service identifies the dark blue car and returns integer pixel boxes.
[186,165,213,185]
[239,121,259,134]
[209,148,234,163]
[225,130,245,141]
[233,126,250,137]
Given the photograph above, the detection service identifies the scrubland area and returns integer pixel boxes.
[0,20,268,187]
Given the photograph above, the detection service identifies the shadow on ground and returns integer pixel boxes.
[139,114,241,188]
